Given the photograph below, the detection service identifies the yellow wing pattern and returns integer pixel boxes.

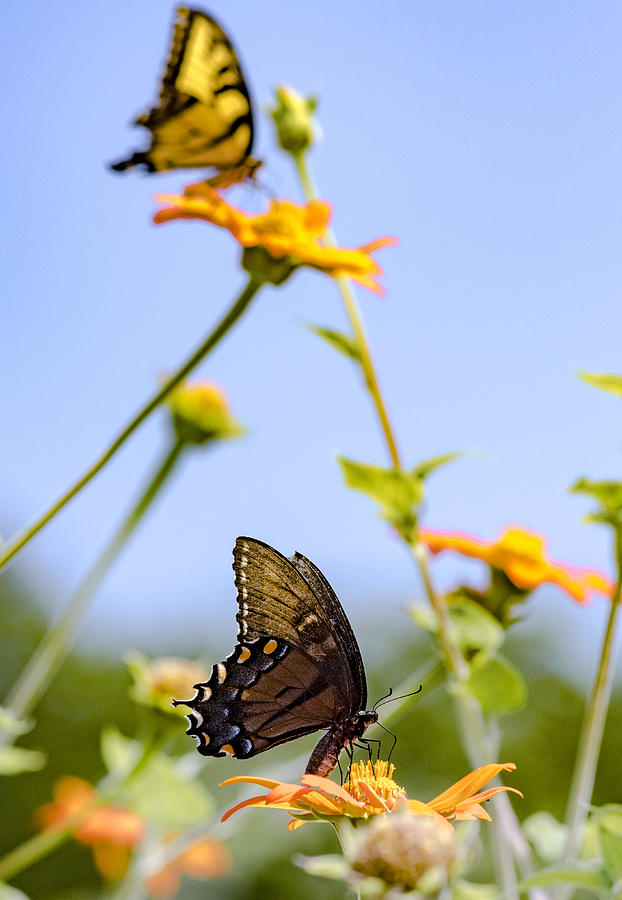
[111,6,259,181]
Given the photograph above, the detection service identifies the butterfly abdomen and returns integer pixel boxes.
[305,711,378,778]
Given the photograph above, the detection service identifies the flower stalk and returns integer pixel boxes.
[0,438,185,746]
[560,568,622,874]
[0,277,261,571]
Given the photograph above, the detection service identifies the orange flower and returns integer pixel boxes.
[146,836,231,899]
[154,185,396,294]
[35,776,144,880]
[420,526,614,604]
[35,777,230,894]
[221,760,521,831]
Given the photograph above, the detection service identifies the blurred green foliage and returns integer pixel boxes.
[1,568,620,899]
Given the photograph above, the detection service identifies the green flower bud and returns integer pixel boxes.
[269,85,318,156]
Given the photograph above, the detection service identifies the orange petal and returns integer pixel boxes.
[428,763,516,812]
[219,776,282,789]
[287,818,309,831]
[301,775,359,805]
[221,795,301,822]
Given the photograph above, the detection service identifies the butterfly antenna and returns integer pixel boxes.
[374,685,423,710]
[373,688,393,710]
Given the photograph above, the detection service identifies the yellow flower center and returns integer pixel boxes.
[344,761,406,809]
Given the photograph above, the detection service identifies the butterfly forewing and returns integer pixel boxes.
[175,537,372,772]
[111,7,257,177]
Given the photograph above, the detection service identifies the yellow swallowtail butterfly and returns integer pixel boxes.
[110,6,261,187]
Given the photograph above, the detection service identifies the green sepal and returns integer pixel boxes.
[523,811,568,862]
[0,746,46,776]
[578,370,622,398]
[571,477,622,528]
[456,652,527,716]
[241,246,297,285]
[305,322,361,361]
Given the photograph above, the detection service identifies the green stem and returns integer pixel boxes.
[0,278,262,571]
[0,731,164,882]
[561,571,622,866]
[291,148,525,898]
[293,153,401,469]
[0,438,184,742]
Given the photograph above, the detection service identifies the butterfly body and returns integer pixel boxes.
[174,537,377,777]
[111,7,260,184]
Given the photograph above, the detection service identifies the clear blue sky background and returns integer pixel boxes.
[2,2,621,668]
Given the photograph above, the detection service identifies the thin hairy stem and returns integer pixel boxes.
[0,278,261,571]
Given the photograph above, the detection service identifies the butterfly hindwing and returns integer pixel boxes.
[175,537,375,773]
[111,6,258,179]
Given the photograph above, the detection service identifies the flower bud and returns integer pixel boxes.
[349,812,456,895]
[166,380,244,446]
[269,85,318,156]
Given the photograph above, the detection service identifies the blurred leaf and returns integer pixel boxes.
[0,746,46,776]
[338,451,464,540]
[571,478,622,528]
[295,853,349,880]
[305,323,361,361]
[337,456,421,537]
[523,811,568,862]
[121,754,213,829]
[594,806,622,882]
[447,595,505,657]
[519,862,611,894]
[100,725,142,776]
[0,707,31,737]
[458,653,526,716]
[451,882,497,900]
[0,885,31,899]
[411,450,466,480]
[578,370,622,398]
[101,727,213,829]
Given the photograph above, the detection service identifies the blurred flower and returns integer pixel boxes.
[221,760,520,831]
[146,835,232,899]
[126,652,208,716]
[35,776,143,879]
[420,526,613,604]
[269,84,318,155]
[166,379,244,446]
[36,777,230,894]
[154,185,396,294]
[349,811,456,895]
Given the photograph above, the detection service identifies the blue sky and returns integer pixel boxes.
[2,2,621,666]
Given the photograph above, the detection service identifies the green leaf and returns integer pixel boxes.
[578,370,622,398]
[458,652,527,716]
[337,456,422,536]
[411,450,467,480]
[523,811,568,862]
[338,451,464,540]
[100,726,142,776]
[305,323,361,361]
[594,806,622,882]
[447,595,505,656]
[0,746,46,776]
[519,861,611,894]
[451,882,497,900]
[571,477,622,528]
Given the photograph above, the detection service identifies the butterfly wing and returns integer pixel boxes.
[111,7,257,176]
[175,537,367,761]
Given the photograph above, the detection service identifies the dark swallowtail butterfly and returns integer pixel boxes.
[173,537,377,777]
[110,6,261,187]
